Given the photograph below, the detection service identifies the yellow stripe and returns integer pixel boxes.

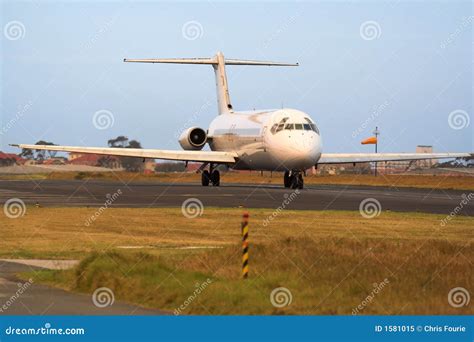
[242,265,249,274]
[242,254,249,262]
[242,226,249,235]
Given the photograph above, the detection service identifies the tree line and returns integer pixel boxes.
[19,136,145,172]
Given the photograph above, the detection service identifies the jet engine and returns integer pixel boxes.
[178,127,207,150]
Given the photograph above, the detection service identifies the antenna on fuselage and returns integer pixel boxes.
[124,52,298,115]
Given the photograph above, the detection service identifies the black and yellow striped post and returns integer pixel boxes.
[241,211,249,279]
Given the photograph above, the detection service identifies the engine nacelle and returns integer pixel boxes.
[179,127,207,150]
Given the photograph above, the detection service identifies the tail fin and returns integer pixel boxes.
[124,51,298,115]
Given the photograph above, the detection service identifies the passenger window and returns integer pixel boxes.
[285,124,294,130]
[295,124,303,130]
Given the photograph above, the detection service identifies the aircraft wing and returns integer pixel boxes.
[318,153,472,164]
[10,144,237,164]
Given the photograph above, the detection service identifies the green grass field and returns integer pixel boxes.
[3,207,473,315]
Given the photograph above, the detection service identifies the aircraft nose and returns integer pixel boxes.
[288,133,320,167]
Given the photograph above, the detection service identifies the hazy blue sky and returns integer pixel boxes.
[1,0,472,154]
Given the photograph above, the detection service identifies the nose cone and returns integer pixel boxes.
[286,133,321,169]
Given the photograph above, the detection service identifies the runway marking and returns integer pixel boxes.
[180,194,234,197]
[116,245,223,250]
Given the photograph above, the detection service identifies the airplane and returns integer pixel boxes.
[12,51,471,189]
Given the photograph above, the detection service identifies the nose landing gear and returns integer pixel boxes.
[284,170,304,189]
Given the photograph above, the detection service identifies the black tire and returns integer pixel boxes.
[297,174,304,189]
[290,175,298,189]
[201,170,210,186]
[284,171,291,188]
[211,170,220,186]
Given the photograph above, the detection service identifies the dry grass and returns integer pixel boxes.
[1,171,473,190]
[2,207,473,258]
[4,207,473,314]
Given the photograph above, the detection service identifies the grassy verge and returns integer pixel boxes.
[5,207,473,314]
[0,171,473,190]
[30,235,472,315]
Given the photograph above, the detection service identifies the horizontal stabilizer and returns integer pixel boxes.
[124,58,216,65]
[124,51,298,115]
[124,57,298,67]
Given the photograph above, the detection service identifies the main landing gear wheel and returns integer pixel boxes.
[211,170,220,186]
[201,170,210,186]
[201,168,220,187]
[284,171,304,189]
[295,173,304,189]
[284,171,291,188]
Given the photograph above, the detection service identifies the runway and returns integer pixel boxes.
[0,179,473,215]
[0,260,164,315]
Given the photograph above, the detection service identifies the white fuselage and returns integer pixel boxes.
[207,108,322,171]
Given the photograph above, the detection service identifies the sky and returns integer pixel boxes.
[1,0,472,155]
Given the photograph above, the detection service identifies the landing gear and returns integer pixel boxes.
[284,170,304,189]
[211,170,220,186]
[284,171,291,188]
[201,170,210,186]
[201,165,220,187]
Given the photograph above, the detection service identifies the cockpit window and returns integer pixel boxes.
[271,117,289,134]
[270,123,278,134]
[271,119,320,135]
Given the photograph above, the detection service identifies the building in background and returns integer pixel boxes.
[68,152,121,169]
[415,145,434,168]
[0,152,25,166]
